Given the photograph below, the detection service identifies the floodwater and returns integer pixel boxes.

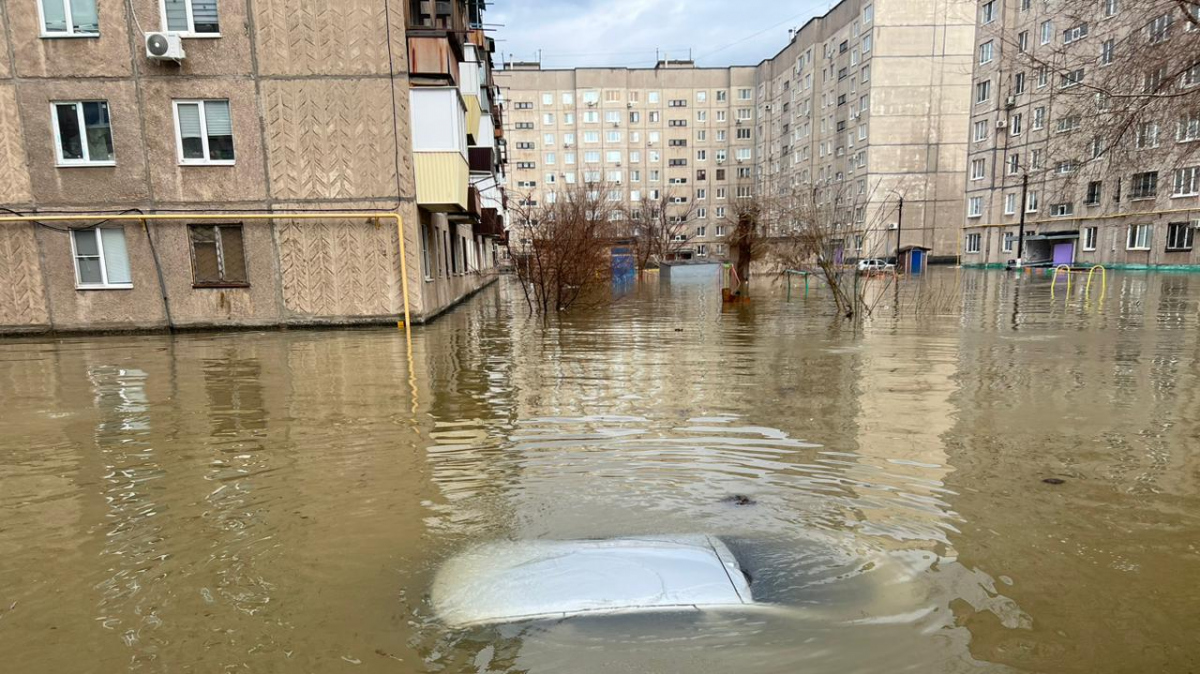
[1,268,1198,673]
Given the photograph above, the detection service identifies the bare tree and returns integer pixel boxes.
[770,181,896,318]
[505,183,622,316]
[980,0,1199,204]
[623,188,698,273]
[718,179,773,297]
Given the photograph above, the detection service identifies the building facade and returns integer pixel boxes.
[962,0,1200,268]
[0,0,506,335]
[495,0,976,263]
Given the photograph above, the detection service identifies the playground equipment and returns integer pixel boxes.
[784,269,810,300]
[1050,264,1107,303]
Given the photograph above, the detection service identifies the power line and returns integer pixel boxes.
[695,1,831,62]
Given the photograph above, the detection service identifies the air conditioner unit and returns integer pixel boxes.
[586,101,596,107]
[626,102,633,108]
[996,118,1009,129]
[1005,95,1017,108]
[145,32,186,60]
[563,143,573,148]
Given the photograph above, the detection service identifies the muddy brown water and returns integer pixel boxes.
[1,269,1198,673]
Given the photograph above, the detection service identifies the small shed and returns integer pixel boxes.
[898,245,932,274]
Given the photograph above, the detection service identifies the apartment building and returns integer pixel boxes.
[962,0,1200,268]
[496,0,976,263]
[0,0,506,335]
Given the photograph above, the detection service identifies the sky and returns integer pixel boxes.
[487,0,840,70]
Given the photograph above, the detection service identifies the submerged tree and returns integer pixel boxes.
[506,183,622,316]
[623,188,698,273]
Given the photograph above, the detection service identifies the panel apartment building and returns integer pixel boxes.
[495,0,977,263]
[962,0,1200,268]
[0,0,506,335]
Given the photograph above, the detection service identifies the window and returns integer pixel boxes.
[174,100,234,164]
[978,41,994,64]
[1174,166,1199,196]
[1010,113,1023,135]
[1082,226,1098,250]
[605,111,620,124]
[72,227,131,288]
[736,148,752,161]
[1167,222,1194,250]
[629,150,640,163]
[1003,231,1017,252]
[1050,202,1074,216]
[736,127,751,140]
[696,150,706,161]
[696,91,707,103]
[863,34,872,52]
[606,130,620,142]
[513,102,533,110]
[562,92,574,105]
[1148,13,1172,44]
[544,152,556,165]
[1026,190,1039,212]
[189,224,247,286]
[1127,224,1152,250]
[1014,72,1026,94]
[968,196,983,217]
[1136,122,1159,149]
[583,111,599,123]
[52,101,114,166]
[738,88,752,101]
[1036,67,1048,88]
[966,233,981,253]
[697,110,707,122]
[1062,24,1088,43]
[1180,114,1200,142]
[1040,20,1053,45]
[543,113,555,125]
[161,0,220,35]
[39,0,99,36]
[1184,65,1200,88]
[583,131,599,143]
[541,93,553,106]
[973,119,988,141]
[584,150,600,163]
[696,226,707,237]
[668,158,687,167]
[1101,39,1114,65]
[649,111,661,123]
[1033,106,1045,129]
[1060,69,1084,88]
[1017,31,1029,52]
[1003,193,1018,214]
[716,111,727,123]
[1055,160,1078,175]
[1131,171,1158,199]
[696,188,706,199]
[648,91,660,104]
[981,1,995,24]
[1103,0,1118,16]
[975,80,991,104]
[582,91,599,104]
[1008,153,1019,174]
[605,90,621,103]
[863,3,873,23]
[1055,115,1079,133]
[668,119,687,127]
[716,90,727,102]
[564,152,576,164]
[1086,181,1102,204]
[970,158,986,180]
[1030,148,1043,169]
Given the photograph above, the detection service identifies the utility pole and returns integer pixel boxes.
[1016,172,1028,266]
[894,196,903,265]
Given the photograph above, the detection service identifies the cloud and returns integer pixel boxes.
[488,0,836,69]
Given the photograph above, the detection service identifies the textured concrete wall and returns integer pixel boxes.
[0,0,492,334]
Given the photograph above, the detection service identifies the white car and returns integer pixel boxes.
[856,258,894,273]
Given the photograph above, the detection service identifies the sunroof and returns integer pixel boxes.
[432,535,754,628]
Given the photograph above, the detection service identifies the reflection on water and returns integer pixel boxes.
[2,270,1199,673]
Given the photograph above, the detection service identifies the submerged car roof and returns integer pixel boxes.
[432,535,754,628]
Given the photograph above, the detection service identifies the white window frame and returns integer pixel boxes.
[51,101,115,167]
[173,99,234,166]
[38,0,99,37]
[968,196,983,217]
[1082,226,1098,251]
[160,0,221,37]
[70,227,132,290]
[966,233,982,253]
[1127,223,1152,250]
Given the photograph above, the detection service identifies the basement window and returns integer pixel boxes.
[39,0,99,36]
[72,228,132,289]
[189,224,248,286]
[161,0,220,36]
[174,100,235,165]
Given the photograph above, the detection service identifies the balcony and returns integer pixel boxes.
[477,207,505,237]
[408,35,460,85]
[411,87,469,211]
